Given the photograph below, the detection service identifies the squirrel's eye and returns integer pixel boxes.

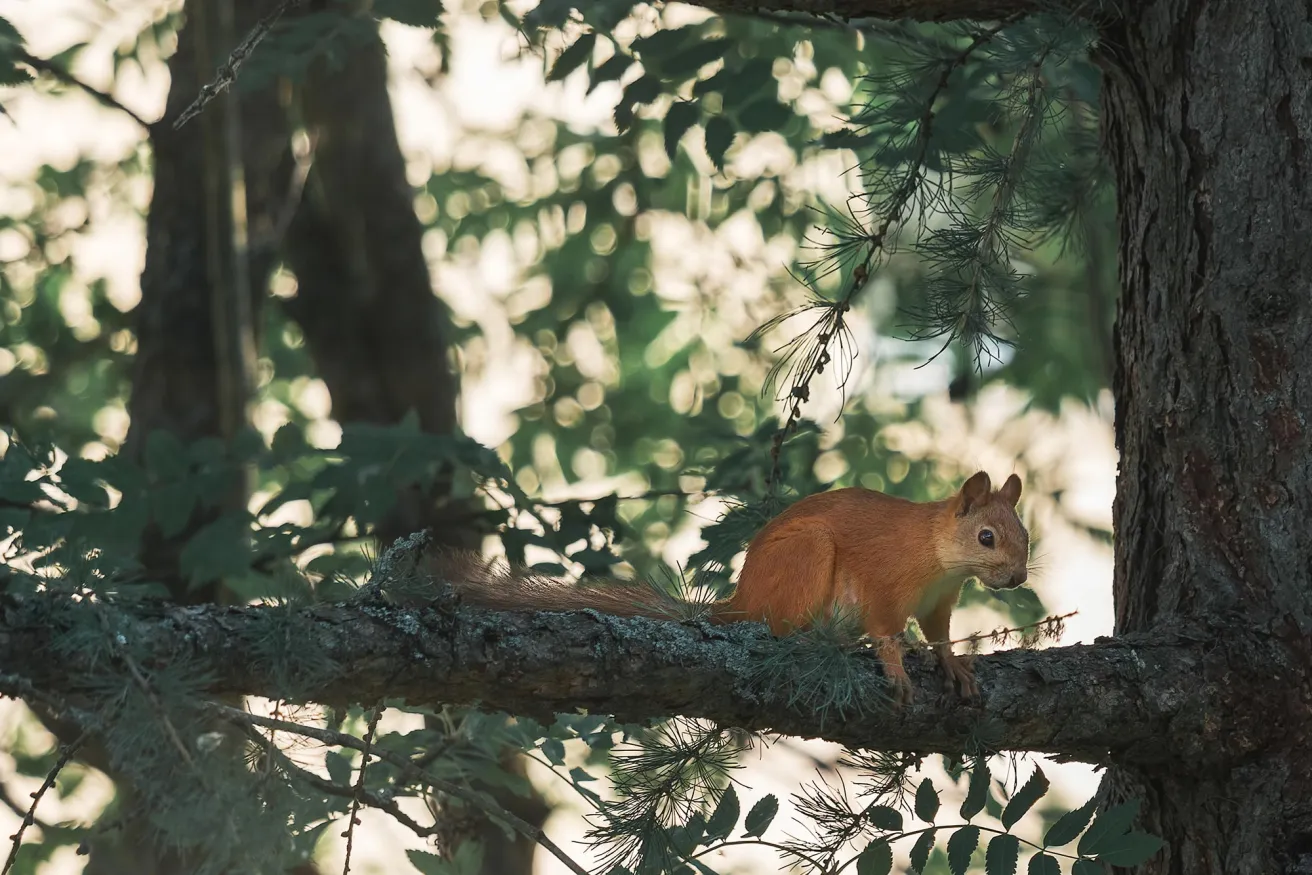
[978,529,995,548]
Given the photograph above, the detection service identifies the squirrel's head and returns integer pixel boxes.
[937,471,1030,590]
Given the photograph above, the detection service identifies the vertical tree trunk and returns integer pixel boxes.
[1098,1,1312,871]
[276,23,548,875]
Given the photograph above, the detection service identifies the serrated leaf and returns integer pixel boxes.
[1002,766,1049,830]
[1095,831,1165,866]
[662,38,730,78]
[705,785,739,842]
[664,100,700,160]
[909,829,936,874]
[915,778,940,822]
[704,115,734,170]
[1043,797,1098,848]
[856,838,893,875]
[960,761,991,820]
[548,32,596,82]
[1077,800,1140,857]
[588,52,631,92]
[372,0,443,27]
[985,834,1019,875]
[736,98,792,134]
[540,738,566,765]
[946,826,979,875]
[743,794,778,838]
[866,805,902,831]
[1027,852,1060,875]
[0,64,32,86]
[820,128,876,150]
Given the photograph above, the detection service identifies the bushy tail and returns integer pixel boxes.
[426,549,723,622]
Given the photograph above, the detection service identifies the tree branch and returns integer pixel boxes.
[0,591,1215,765]
[15,48,152,130]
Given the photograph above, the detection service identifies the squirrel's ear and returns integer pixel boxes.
[957,471,992,516]
[998,473,1022,507]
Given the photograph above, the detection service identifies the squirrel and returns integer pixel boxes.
[430,470,1030,705]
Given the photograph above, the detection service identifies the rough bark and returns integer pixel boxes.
[0,591,1241,765]
[1098,1,1312,872]
[275,23,540,873]
[279,30,478,551]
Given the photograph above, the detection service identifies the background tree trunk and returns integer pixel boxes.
[279,29,548,873]
[1098,1,1312,871]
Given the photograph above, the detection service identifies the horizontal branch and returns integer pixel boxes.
[677,0,1042,22]
[1,590,1210,764]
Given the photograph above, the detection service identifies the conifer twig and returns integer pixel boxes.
[172,0,306,129]
[762,16,1021,489]
[1,732,87,875]
[341,702,383,875]
[210,704,590,875]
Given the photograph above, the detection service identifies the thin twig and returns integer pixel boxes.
[1,733,87,875]
[239,722,440,838]
[14,48,152,129]
[209,705,590,875]
[172,0,306,130]
[341,702,383,875]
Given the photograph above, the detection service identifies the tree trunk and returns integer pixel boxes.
[277,25,547,874]
[1098,1,1312,871]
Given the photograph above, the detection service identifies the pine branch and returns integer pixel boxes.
[1,733,87,875]
[0,590,1216,764]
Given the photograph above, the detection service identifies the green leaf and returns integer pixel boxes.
[1071,860,1102,875]
[1043,797,1098,847]
[664,100,700,161]
[743,794,778,838]
[178,511,252,584]
[960,760,990,820]
[540,738,566,765]
[1077,800,1140,856]
[909,829,936,874]
[1027,853,1060,875]
[856,839,893,875]
[372,0,443,26]
[548,32,596,82]
[145,429,188,481]
[151,482,197,538]
[915,778,940,822]
[735,98,792,134]
[866,805,902,831]
[662,38,730,79]
[1095,831,1165,866]
[705,785,739,842]
[704,116,734,170]
[985,834,1019,875]
[1001,766,1049,830]
[0,64,32,86]
[325,750,353,785]
[946,826,979,875]
[588,52,631,92]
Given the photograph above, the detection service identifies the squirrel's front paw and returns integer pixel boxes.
[939,652,979,701]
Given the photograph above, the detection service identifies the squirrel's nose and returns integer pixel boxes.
[1011,569,1028,587]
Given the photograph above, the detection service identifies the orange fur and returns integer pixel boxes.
[430,471,1030,705]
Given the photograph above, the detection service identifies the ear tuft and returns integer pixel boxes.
[998,473,1022,508]
[957,470,992,517]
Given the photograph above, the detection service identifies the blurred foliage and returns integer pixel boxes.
[0,0,1123,871]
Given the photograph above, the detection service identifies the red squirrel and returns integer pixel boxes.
[432,470,1030,705]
